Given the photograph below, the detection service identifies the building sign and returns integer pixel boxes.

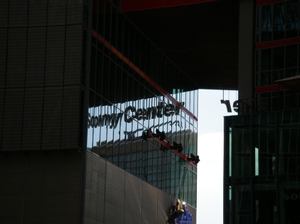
[88,102,184,129]
[86,91,197,149]
[220,99,239,113]
[283,193,300,200]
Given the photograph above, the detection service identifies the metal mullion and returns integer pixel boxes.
[250,114,257,224]
[128,23,135,173]
[116,17,125,168]
[99,0,106,159]
[231,124,236,224]
[284,0,287,40]
[111,9,119,165]
[132,30,142,173]
[107,1,113,57]
[274,113,280,223]
[105,4,112,160]
[223,118,229,223]
[123,19,130,172]
[104,58,110,161]
[80,0,93,222]
[91,0,99,153]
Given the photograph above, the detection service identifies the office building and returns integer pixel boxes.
[224,0,300,223]
[0,0,208,223]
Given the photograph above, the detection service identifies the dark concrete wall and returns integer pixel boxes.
[0,0,84,151]
[84,151,197,224]
[0,150,82,224]
[238,0,255,100]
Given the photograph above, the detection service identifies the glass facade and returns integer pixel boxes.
[257,0,300,43]
[224,110,300,223]
[224,1,300,223]
[87,0,198,207]
[257,44,299,86]
[255,0,300,113]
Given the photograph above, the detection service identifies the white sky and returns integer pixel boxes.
[197,89,238,224]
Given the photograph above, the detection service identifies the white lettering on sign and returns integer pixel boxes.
[88,102,184,129]
[283,194,300,200]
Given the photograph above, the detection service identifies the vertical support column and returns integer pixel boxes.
[238,0,255,101]
[80,0,93,223]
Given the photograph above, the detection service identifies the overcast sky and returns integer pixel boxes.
[197,89,238,224]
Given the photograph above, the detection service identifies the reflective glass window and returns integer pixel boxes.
[87,0,198,207]
[257,1,300,42]
[278,182,300,223]
[273,47,284,70]
[225,109,300,223]
[286,0,299,38]
[261,48,272,71]
[261,5,272,42]
[254,184,276,223]
[273,3,285,40]
[285,45,297,68]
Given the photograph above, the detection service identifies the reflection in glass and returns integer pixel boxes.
[225,110,300,223]
[273,3,285,40]
[261,5,272,42]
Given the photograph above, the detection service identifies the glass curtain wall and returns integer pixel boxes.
[255,0,300,113]
[224,110,300,223]
[86,0,198,207]
[257,0,299,43]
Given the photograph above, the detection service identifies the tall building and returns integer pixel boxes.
[224,0,300,223]
[0,0,204,223]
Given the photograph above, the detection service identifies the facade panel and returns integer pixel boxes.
[0,151,82,224]
[84,151,197,224]
[0,0,84,152]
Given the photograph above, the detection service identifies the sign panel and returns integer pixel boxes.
[86,91,198,150]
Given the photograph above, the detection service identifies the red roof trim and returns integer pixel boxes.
[257,0,285,6]
[255,85,287,93]
[256,37,300,49]
[122,0,216,12]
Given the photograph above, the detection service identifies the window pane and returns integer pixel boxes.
[286,0,298,23]
[286,0,299,38]
[273,47,284,70]
[285,45,297,68]
[260,71,272,86]
[261,49,272,71]
[261,5,272,42]
[273,3,285,25]
[273,3,285,40]
[254,184,276,223]
[273,70,284,82]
